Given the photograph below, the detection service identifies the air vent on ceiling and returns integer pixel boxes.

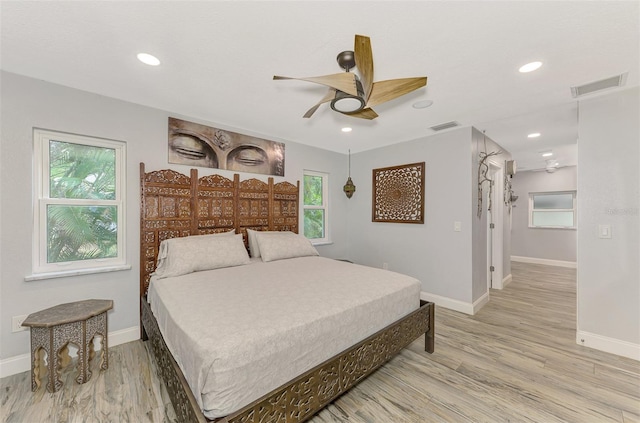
[430,121,460,132]
[570,72,628,98]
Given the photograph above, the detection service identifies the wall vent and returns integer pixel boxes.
[570,72,628,98]
[430,121,460,132]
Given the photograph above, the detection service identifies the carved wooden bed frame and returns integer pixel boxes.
[139,163,435,423]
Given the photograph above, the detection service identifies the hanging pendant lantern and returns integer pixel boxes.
[343,149,356,199]
[343,176,356,198]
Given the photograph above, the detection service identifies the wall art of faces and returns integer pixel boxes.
[168,117,285,176]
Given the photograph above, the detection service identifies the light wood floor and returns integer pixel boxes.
[2,262,639,422]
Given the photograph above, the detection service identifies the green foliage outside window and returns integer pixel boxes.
[303,175,323,206]
[304,209,325,239]
[47,141,118,263]
[303,174,325,239]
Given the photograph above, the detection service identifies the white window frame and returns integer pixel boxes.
[302,170,330,245]
[28,129,128,280]
[528,190,577,229]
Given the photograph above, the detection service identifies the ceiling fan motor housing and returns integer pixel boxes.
[330,78,365,113]
[336,50,356,71]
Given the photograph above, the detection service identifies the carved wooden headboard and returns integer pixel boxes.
[139,162,299,296]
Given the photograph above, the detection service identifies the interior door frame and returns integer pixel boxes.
[487,161,505,290]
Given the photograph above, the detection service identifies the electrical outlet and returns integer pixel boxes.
[12,315,29,332]
[383,262,389,270]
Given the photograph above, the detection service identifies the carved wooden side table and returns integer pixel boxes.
[22,299,113,393]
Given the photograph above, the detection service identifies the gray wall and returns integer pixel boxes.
[347,126,512,308]
[0,71,349,359]
[347,127,474,303]
[511,166,578,262]
[577,86,639,352]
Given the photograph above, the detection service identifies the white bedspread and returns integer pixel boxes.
[147,256,420,419]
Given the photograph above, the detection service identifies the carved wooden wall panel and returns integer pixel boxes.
[272,181,300,233]
[372,162,425,224]
[197,173,237,234]
[238,178,271,244]
[140,167,195,295]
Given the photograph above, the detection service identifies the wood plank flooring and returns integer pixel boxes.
[2,262,639,422]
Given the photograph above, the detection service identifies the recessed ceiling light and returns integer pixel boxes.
[137,53,160,66]
[542,152,553,157]
[528,132,541,138]
[341,127,352,133]
[519,61,542,73]
[412,100,433,109]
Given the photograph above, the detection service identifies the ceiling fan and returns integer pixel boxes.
[531,159,569,173]
[273,35,427,120]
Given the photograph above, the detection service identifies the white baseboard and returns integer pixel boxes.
[472,292,490,314]
[0,325,140,379]
[502,273,512,288]
[0,353,31,380]
[421,291,488,315]
[576,330,640,361]
[491,273,512,290]
[511,255,577,269]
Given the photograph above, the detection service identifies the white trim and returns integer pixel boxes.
[32,128,127,275]
[486,162,504,290]
[0,326,139,378]
[528,190,577,229]
[25,264,132,281]
[0,353,30,379]
[421,291,489,315]
[492,273,512,290]
[502,273,513,288]
[472,292,490,314]
[511,255,577,269]
[576,330,640,361]
[302,169,330,244]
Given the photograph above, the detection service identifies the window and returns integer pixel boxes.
[529,191,576,229]
[303,170,329,244]
[30,129,127,278]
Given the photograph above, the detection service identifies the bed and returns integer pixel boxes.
[139,163,434,423]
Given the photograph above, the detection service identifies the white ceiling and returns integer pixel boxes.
[1,1,638,171]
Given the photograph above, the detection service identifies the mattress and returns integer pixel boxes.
[147,256,420,419]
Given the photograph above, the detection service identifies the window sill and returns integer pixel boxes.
[25,264,132,281]
[528,226,576,230]
[311,240,333,246]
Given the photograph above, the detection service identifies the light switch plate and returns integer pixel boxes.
[12,315,29,332]
[599,224,612,239]
[454,221,462,232]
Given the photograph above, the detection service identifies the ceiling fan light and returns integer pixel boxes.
[331,96,365,113]
[331,78,365,113]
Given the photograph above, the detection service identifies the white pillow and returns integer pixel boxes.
[256,232,319,262]
[246,229,293,258]
[157,230,235,264]
[154,233,249,279]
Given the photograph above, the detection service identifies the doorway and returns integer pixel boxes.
[487,162,504,290]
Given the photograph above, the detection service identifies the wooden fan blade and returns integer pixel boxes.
[354,35,374,101]
[365,77,427,108]
[303,89,336,118]
[273,73,358,97]
[344,108,378,120]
